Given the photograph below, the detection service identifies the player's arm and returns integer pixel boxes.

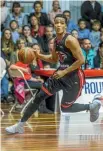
[35,46,59,64]
[64,35,85,75]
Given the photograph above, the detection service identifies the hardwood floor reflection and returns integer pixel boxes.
[1,104,103,151]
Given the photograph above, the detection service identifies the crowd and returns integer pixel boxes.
[1,0,103,111]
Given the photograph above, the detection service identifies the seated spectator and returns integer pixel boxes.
[21,25,37,47]
[30,1,51,26]
[5,2,28,32]
[29,14,45,37]
[89,20,101,52]
[9,20,20,44]
[43,25,55,54]
[48,0,62,25]
[29,14,45,51]
[99,42,103,69]
[78,19,90,39]
[31,0,46,13]
[71,29,79,39]
[10,38,26,64]
[71,29,83,46]
[9,54,44,85]
[30,43,44,71]
[63,10,78,33]
[81,0,101,28]
[0,0,9,31]
[81,39,96,69]
[0,57,9,103]
[1,28,15,66]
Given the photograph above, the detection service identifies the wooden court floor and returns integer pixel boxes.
[1,104,103,151]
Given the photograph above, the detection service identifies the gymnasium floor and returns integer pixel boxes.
[1,104,103,151]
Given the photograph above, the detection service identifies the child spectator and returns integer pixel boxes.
[9,48,44,85]
[10,20,20,44]
[78,19,90,39]
[89,20,101,52]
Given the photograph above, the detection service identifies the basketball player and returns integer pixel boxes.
[5,14,102,134]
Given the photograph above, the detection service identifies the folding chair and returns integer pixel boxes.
[8,68,39,116]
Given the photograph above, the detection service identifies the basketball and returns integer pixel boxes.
[18,47,35,64]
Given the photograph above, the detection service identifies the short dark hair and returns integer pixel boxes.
[10,20,18,27]
[99,42,103,48]
[33,1,42,9]
[78,18,86,25]
[54,14,67,24]
[92,20,101,26]
[63,10,71,16]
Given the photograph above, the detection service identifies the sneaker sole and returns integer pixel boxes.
[90,101,101,122]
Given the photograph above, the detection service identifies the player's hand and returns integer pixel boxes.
[32,48,40,57]
[53,70,66,79]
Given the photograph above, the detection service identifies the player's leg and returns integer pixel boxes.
[5,77,62,134]
[61,75,101,122]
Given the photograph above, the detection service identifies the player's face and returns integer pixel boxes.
[54,17,66,34]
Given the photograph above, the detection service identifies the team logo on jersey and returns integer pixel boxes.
[58,51,67,63]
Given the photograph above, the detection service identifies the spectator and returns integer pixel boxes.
[78,19,90,39]
[71,29,79,39]
[71,29,83,46]
[9,20,20,44]
[5,2,28,31]
[9,49,44,85]
[81,39,96,69]
[81,0,101,28]
[29,14,45,37]
[0,0,9,30]
[48,0,62,25]
[10,38,26,64]
[63,10,78,33]
[99,42,103,69]
[21,25,37,47]
[0,57,9,103]
[43,25,55,54]
[31,0,46,13]
[1,28,15,66]
[89,20,101,52]
[29,14,45,51]
[30,43,44,70]
[30,1,51,26]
